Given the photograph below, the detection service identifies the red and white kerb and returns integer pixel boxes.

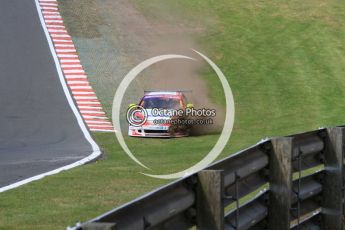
[38,0,114,132]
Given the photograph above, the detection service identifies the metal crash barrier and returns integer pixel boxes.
[69,126,345,230]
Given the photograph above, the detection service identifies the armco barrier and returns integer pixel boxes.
[69,126,345,230]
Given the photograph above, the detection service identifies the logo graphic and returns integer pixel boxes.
[126,105,148,127]
[112,50,235,179]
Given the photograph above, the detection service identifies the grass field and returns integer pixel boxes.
[1,0,345,229]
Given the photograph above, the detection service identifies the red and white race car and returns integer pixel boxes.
[127,91,193,137]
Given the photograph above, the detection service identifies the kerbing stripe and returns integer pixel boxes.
[0,0,108,193]
[39,0,114,132]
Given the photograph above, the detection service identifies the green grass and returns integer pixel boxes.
[0,133,226,230]
[136,0,345,135]
[1,0,345,229]
[125,135,220,173]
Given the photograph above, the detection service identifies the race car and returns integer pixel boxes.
[127,91,193,137]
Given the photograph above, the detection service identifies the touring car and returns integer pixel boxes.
[128,91,193,137]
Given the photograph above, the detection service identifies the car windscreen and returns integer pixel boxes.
[140,96,182,109]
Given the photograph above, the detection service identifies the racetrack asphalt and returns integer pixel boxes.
[0,0,97,188]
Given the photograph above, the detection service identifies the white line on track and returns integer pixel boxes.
[65,75,87,79]
[67,82,88,85]
[79,105,102,109]
[45,19,62,23]
[86,121,112,124]
[80,110,105,114]
[62,65,82,68]
[70,86,92,89]
[88,125,113,128]
[0,0,104,193]
[72,92,94,94]
[44,15,61,18]
[75,96,98,99]
[52,39,73,42]
[40,3,58,7]
[50,32,69,35]
[49,29,67,33]
[76,101,102,105]
[57,54,78,58]
[55,45,75,48]
[63,68,84,72]
[82,115,108,119]
[51,34,71,38]
[47,24,65,27]
[60,59,80,62]
[43,12,60,15]
[57,50,77,53]
[90,129,115,132]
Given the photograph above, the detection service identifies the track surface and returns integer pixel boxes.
[0,0,96,188]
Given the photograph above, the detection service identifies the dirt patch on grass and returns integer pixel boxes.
[59,0,225,134]
[109,0,225,134]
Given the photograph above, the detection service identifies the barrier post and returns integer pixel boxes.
[269,137,293,230]
[322,127,344,229]
[196,170,224,230]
